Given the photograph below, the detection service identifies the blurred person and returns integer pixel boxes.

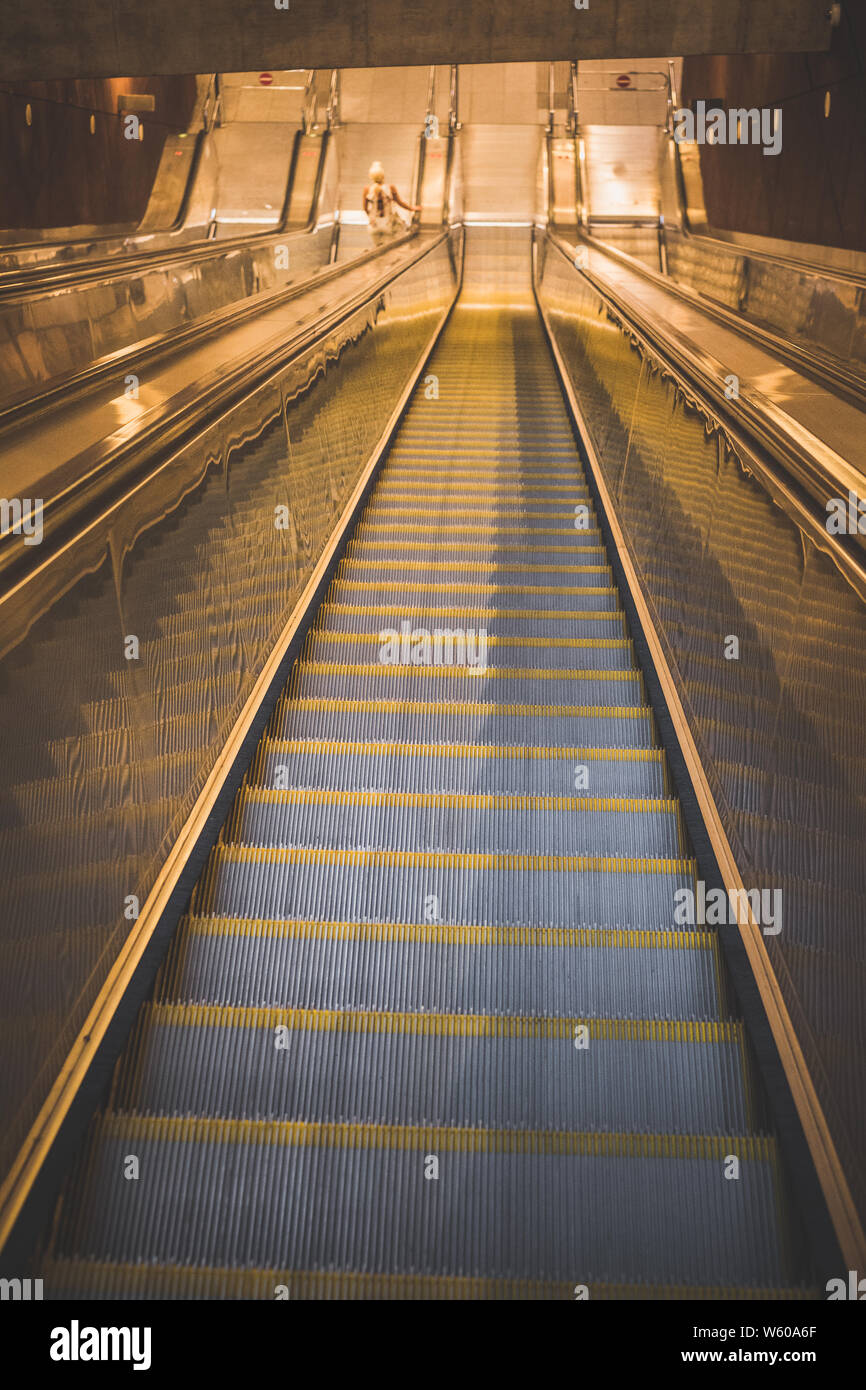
[363,162,419,245]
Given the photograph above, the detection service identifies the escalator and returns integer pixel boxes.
[38,232,810,1297]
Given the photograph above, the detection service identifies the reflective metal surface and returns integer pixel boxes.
[548,136,578,233]
[0,136,338,413]
[460,125,541,221]
[0,233,458,1200]
[598,220,866,385]
[573,65,866,387]
[580,125,663,221]
[536,233,866,1223]
[585,223,661,270]
[662,227,866,379]
[0,74,318,270]
[559,232,866,518]
[0,229,438,563]
[209,124,300,237]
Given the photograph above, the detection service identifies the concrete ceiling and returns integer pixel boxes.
[0,1,834,82]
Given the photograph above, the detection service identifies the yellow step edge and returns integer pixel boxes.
[339,560,612,573]
[383,467,582,478]
[375,478,589,488]
[147,1002,743,1045]
[308,633,632,650]
[377,470,582,479]
[397,419,570,423]
[178,916,713,950]
[36,1261,817,1300]
[389,453,575,458]
[291,664,642,682]
[366,508,594,520]
[333,583,617,596]
[374,485,590,495]
[351,542,606,552]
[261,739,660,761]
[280,698,652,717]
[388,443,572,449]
[378,457,582,463]
[239,789,677,814]
[97,1114,775,1161]
[355,524,599,536]
[318,606,622,622]
[212,846,695,873]
[373,502,594,512]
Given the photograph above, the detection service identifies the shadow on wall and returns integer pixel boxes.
[681,5,866,252]
[0,76,198,232]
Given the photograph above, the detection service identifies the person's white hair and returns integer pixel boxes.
[369,161,385,183]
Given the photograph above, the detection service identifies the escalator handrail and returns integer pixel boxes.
[0,130,329,299]
[577,224,866,410]
[0,214,418,435]
[0,228,453,600]
[543,228,866,603]
[671,206,866,288]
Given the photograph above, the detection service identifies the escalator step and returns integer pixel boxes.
[51,1115,787,1287]
[155,916,722,1017]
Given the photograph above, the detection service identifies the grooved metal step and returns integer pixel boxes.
[248,740,669,796]
[52,1115,788,1287]
[154,917,723,1017]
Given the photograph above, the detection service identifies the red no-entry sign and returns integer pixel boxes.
[616,74,632,89]
[259,73,274,86]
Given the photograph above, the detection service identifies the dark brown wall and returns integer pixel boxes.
[0,76,197,230]
[681,7,866,252]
